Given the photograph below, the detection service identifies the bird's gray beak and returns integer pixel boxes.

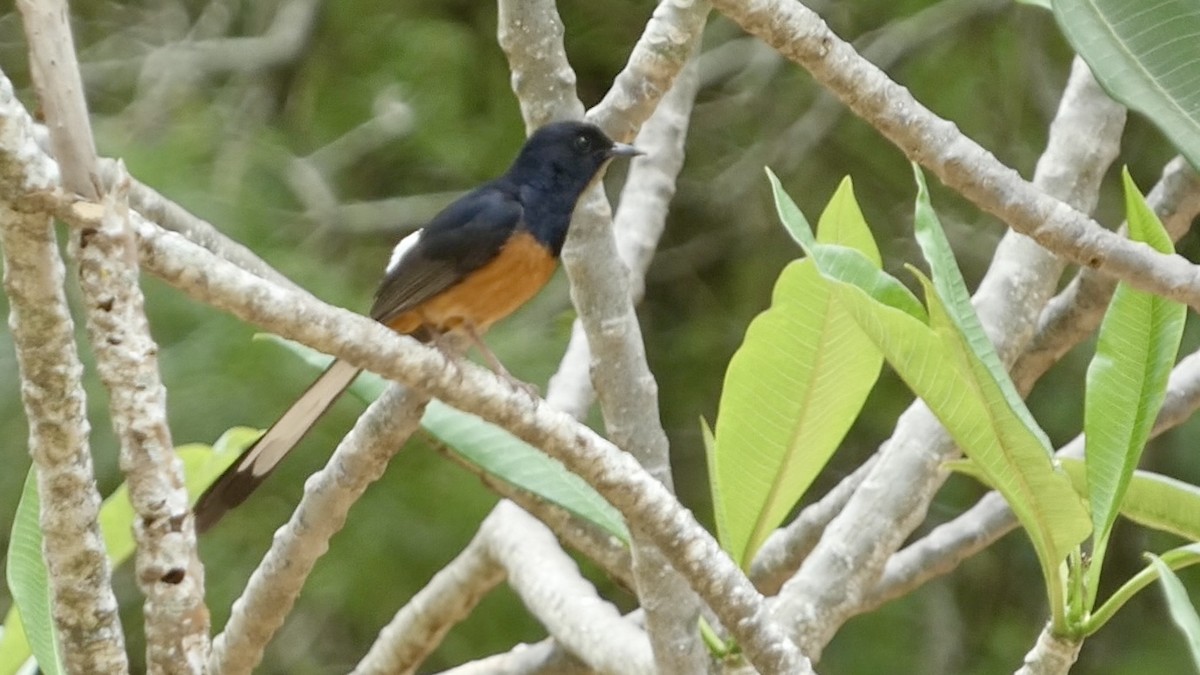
[609,142,644,158]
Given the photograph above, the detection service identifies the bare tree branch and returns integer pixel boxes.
[17,0,98,200]
[714,0,1011,197]
[208,384,428,674]
[496,0,585,126]
[711,0,1200,311]
[73,176,211,674]
[1011,156,1200,391]
[93,158,310,294]
[0,77,128,674]
[486,502,654,674]
[498,1,720,671]
[548,55,699,419]
[434,639,592,675]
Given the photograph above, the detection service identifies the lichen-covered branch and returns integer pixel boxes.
[0,75,128,674]
[73,179,210,674]
[19,1,212,667]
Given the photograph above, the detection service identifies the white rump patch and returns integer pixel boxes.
[386,228,423,274]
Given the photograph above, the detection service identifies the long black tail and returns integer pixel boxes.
[193,358,362,533]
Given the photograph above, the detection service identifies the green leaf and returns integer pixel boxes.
[1061,459,1200,542]
[423,400,629,542]
[765,169,926,322]
[918,275,1091,564]
[0,610,33,675]
[766,167,816,250]
[1018,0,1051,8]
[1084,170,1185,579]
[263,336,629,542]
[830,275,1090,562]
[1053,0,1200,170]
[911,166,1051,451]
[817,273,1088,628]
[710,259,882,567]
[817,176,881,267]
[5,471,60,675]
[1148,554,1200,670]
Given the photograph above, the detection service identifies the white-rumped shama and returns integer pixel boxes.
[193,121,642,532]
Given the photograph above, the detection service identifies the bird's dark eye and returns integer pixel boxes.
[573,134,592,153]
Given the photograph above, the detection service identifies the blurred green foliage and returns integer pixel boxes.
[0,0,1198,672]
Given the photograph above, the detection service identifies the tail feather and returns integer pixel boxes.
[193,358,362,533]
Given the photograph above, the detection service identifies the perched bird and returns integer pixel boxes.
[193,120,642,532]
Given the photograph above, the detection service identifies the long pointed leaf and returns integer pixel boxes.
[1061,459,1200,542]
[1084,170,1185,551]
[5,472,61,675]
[817,176,882,267]
[711,259,882,567]
[912,166,1051,451]
[765,169,925,321]
[1054,0,1200,170]
[828,276,1090,569]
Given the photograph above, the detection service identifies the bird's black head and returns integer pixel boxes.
[506,120,642,195]
[502,120,642,255]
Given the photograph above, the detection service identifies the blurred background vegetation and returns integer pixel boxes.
[1,0,1198,672]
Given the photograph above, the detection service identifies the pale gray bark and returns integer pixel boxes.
[0,74,129,675]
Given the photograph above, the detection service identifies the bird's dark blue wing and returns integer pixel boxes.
[370,182,523,324]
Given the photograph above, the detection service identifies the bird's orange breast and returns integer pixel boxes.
[386,230,558,335]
